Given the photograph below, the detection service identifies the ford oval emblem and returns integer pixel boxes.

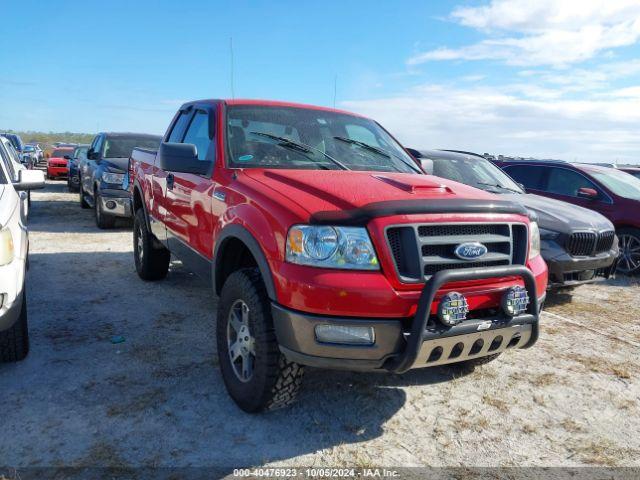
[454,242,488,261]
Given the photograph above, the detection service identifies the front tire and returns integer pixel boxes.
[0,290,30,363]
[217,269,304,413]
[617,227,640,275]
[133,208,170,281]
[79,181,90,209]
[95,191,116,229]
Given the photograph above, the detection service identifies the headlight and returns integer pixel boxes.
[529,221,541,259]
[539,228,560,240]
[0,228,14,266]
[286,225,379,270]
[102,172,125,185]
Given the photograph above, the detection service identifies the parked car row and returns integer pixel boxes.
[407,150,619,288]
[492,158,640,275]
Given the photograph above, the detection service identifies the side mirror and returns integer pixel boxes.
[420,158,434,175]
[63,155,72,160]
[158,142,210,175]
[577,187,598,199]
[13,169,45,191]
[87,149,99,160]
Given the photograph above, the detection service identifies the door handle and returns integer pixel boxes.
[167,173,175,190]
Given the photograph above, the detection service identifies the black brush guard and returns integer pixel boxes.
[386,265,540,373]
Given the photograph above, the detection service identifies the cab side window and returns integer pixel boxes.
[89,135,103,159]
[0,145,14,182]
[503,165,546,190]
[182,111,213,161]
[168,111,192,143]
[547,167,600,198]
[0,143,17,182]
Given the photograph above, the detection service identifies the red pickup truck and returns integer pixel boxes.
[129,99,547,412]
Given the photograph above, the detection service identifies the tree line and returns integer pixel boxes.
[4,130,95,146]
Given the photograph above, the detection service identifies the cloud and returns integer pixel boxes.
[408,0,640,67]
[341,83,640,163]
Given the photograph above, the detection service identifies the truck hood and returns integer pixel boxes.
[101,158,129,171]
[500,193,613,232]
[244,170,513,217]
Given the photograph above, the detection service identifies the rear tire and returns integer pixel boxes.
[617,227,640,275]
[95,191,116,229]
[133,208,170,281]
[0,290,30,363]
[217,268,304,413]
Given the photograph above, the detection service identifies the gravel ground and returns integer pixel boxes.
[0,181,638,471]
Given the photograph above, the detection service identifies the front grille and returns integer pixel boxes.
[566,232,596,256]
[595,231,615,254]
[566,230,615,257]
[386,222,528,282]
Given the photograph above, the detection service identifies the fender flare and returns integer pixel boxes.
[213,224,277,300]
[131,179,151,231]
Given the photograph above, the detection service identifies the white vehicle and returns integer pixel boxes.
[0,136,30,219]
[0,157,44,362]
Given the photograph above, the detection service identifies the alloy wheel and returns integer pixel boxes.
[618,234,640,274]
[136,225,144,264]
[226,299,255,382]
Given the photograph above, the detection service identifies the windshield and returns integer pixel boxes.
[103,136,161,158]
[226,105,419,173]
[2,134,24,151]
[24,145,35,152]
[590,169,640,201]
[52,149,73,158]
[427,154,524,193]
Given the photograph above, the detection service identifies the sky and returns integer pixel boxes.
[2,0,640,163]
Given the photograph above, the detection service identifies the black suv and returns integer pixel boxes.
[411,149,619,289]
[79,132,161,228]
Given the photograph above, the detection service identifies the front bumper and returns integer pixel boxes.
[543,244,618,288]
[47,166,68,177]
[274,265,542,373]
[99,189,132,218]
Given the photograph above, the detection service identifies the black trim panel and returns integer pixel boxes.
[213,224,277,300]
[166,232,213,287]
[309,199,530,226]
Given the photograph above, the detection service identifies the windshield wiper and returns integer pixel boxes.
[249,132,349,171]
[333,136,421,173]
[476,182,522,194]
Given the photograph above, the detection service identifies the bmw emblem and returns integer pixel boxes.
[454,242,488,261]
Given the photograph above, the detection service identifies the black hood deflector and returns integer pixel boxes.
[309,198,531,226]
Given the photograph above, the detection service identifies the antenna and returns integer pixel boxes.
[230,37,236,99]
[333,75,337,108]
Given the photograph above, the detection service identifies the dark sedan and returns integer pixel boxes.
[493,159,640,275]
[411,149,618,289]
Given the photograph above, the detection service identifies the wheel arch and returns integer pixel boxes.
[213,224,277,300]
[131,180,152,231]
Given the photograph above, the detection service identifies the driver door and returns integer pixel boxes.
[163,104,217,275]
